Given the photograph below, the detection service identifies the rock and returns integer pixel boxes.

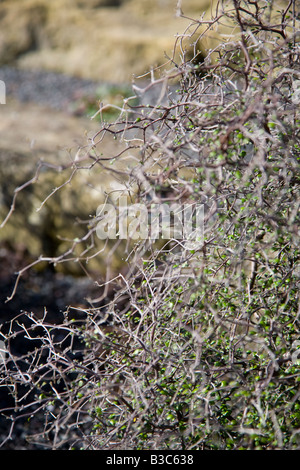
[0,0,211,83]
[0,1,48,64]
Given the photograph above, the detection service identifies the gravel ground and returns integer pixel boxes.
[0,65,102,111]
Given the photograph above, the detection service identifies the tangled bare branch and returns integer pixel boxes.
[1,0,299,450]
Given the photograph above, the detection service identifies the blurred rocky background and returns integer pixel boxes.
[0,0,215,278]
[0,0,212,82]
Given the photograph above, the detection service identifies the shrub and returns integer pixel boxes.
[0,0,299,450]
